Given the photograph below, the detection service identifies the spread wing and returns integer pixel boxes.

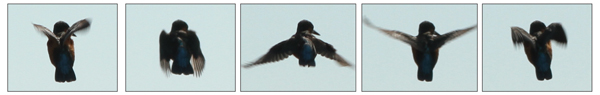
[33,24,59,42]
[511,26,536,47]
[547,23,567,45]
[67,19,91,34]
[159,30,174,76]
[186,30,205,77]
[243,38,298,68]
[311,38,353,67]
[60,19,90,45]
[363,18,418,47]
[433,25,476,48]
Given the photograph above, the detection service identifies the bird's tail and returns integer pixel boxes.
[535,68,552,81]
[171,61,194,75]
[535,66,553,81]
[417,68,433,82]
[299,60,316,67]
[55,67,76,82]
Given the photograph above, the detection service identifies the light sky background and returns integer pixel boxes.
[7,4,117,91]
[482,4,592,91]
[240,4,356,91]
[125,4,235,91]
[362,4,478,91]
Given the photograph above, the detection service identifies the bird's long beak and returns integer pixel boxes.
[312,30,320,36]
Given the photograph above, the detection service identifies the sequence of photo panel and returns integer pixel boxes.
[6,3,593,94]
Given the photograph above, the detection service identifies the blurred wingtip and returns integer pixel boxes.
[555,42,568,48]
[83,18,92,22]
[362,17,373,26]
[469,24,478,30]
[242,64,254,69]
[512,43,524,49]
[345,65,355,70]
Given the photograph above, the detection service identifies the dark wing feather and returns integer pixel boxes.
[511,26,536,47]
[66,19,91,33]
[33,24,59,42]
[60,19,90,45]
[311,38,352,67]
[547,23,567,45]
[363,18,418,47]
[186,30,205,77]
[433,25,476,48]
[243,38,298,68]
[159,30,173,76]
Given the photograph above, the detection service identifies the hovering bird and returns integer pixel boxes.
[160,20,205,77]
[33,19,90,82]
[243,20,352,68]
[363,18,476,82]
[511,20,567,81]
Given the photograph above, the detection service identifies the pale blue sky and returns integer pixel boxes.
[7,4,117,91]
[482,4,592,91]
[240,4,356,91]
[125,4,235,91]
[362,4,478,91]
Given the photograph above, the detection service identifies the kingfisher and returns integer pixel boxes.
[243,20,352,68]
[363,18,476,82]
[33,19,90,82]
[159,20,205,77]
[511,20,567,81]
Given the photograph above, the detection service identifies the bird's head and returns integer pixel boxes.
[418,21,435,35]
[171,20,189,32]
[529,20,547,36]
[53,21,70,36]
[296,20,319,36]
